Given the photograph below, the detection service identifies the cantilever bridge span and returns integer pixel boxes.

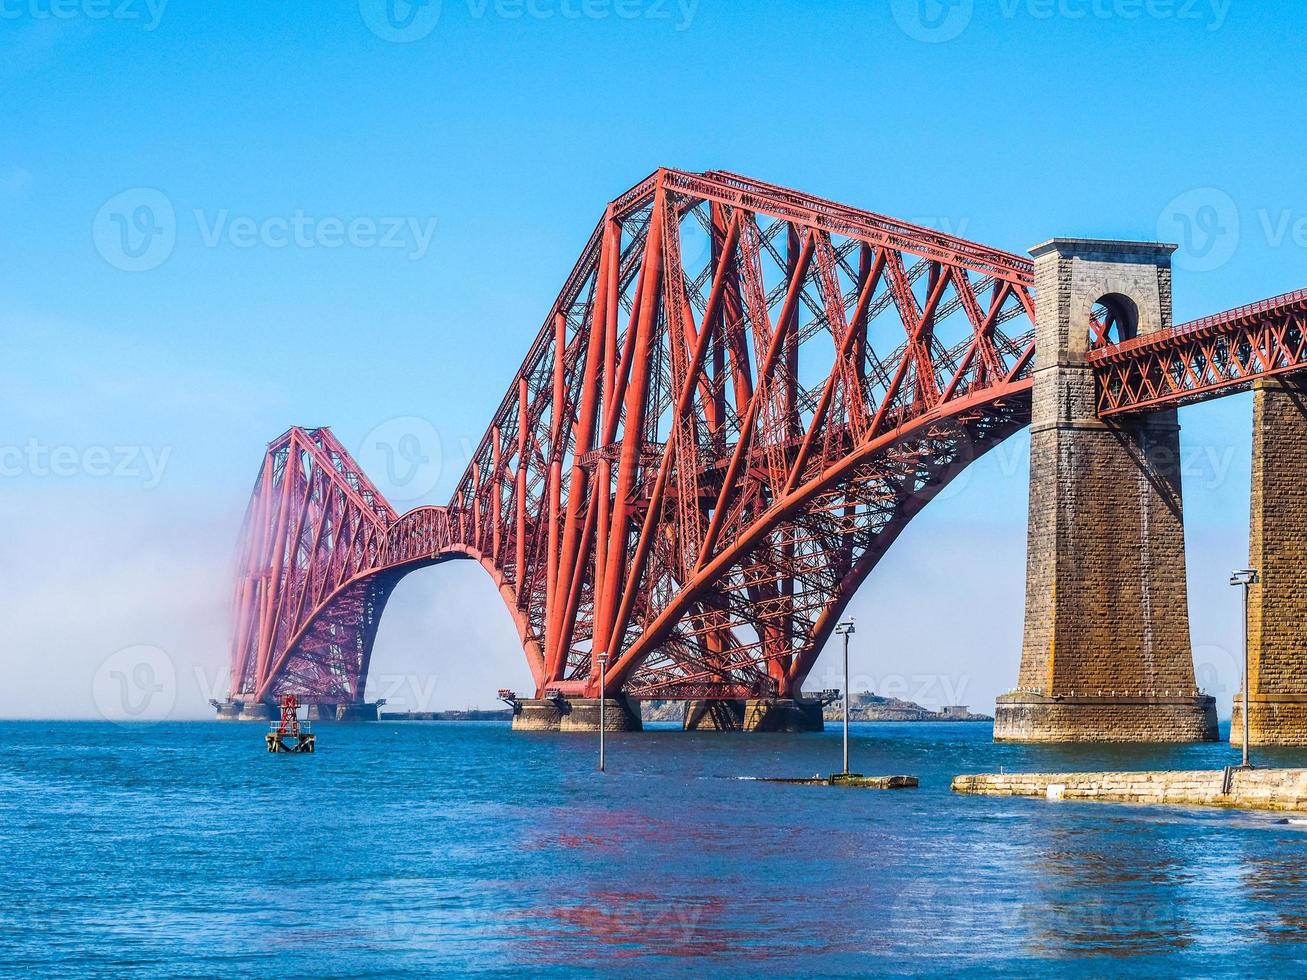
[222,169,1307,730]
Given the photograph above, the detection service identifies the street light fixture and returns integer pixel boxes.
[1230,569,1260,768]
[834,620,856,776]
[596,652,609,773]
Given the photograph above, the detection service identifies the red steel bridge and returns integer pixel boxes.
[224,169,1307,710]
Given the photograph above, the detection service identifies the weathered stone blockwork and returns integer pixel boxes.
[683,699,745,731]
[741,698,824,732]
[994,693,1216,743]
[952,768,1307,813]
[1234,378,1307,745]
[509,696,643,732]
[995,239,1216,742]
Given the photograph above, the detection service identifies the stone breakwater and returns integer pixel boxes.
[952,768,1307,812]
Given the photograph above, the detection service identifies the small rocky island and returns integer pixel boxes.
[823,692,993,723]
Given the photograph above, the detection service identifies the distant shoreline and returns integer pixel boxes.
[376,710,988,726]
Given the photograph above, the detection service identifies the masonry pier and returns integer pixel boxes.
[1232,377,1307,745]
[683,699,745,731]
[508,696,642,732]
[995,239,1216,742]
[741,698,825,733]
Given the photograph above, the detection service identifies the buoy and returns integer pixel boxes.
[265,694,315,753]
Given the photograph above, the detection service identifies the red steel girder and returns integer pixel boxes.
[1090,288,1307,416]
[228,168,1046,706]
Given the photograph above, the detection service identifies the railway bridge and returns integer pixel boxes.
[216,169,1307,744]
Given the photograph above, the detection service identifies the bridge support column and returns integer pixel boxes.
[559,697,643,732]
[1232,378,1307,745]
[212,695,276,721]
[742,698,824,732]
[995,238,1216,742]
[684,699,745,731]
[509,696,642,732]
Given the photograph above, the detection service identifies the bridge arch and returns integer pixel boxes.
[227,170,1043,709]
[1090,292,1140,348]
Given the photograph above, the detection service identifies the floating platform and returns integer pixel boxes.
[747,774,919,789]
[266,731,315,753]
[952,767,1307,813]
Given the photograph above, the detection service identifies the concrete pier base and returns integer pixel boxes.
[214,698,380,722]
[509,696,642,732]
[314,700,379,726]
[560,698,642,732]
[212,697,276,721]
[742,698,824,733]
[510,698,570,731]
[994,693,1217,742]
[1232,696,1307,747]
[683,699,745,731]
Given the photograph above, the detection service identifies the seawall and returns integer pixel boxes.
[951,768,1307,812]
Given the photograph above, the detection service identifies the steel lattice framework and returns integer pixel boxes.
[1090,287,1307,416]
[227,167,1306,708]
[227,169,1041,704]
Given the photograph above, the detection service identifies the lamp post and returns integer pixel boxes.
[596,652,609,773]
[1230,569,1259,768]
[834,620,856,775]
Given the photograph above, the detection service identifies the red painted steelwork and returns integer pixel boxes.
[1090,288,1307,416]
[227,168,1046,706]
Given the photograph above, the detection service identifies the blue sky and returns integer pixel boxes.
[1,0,1303,717]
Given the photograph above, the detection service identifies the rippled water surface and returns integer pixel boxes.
[4,720,1307,976]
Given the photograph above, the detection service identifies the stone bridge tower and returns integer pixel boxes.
[995,239,1218,742]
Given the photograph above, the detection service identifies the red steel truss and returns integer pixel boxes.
[1090,288,1307,416]
[228,168,1044,705]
